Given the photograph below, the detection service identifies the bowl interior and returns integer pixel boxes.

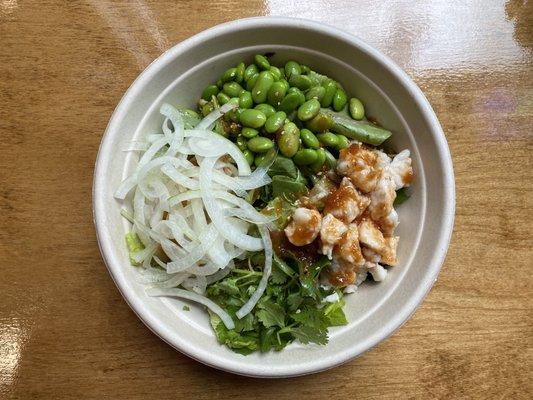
[94,18,453,377]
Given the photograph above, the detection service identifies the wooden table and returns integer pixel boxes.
[1,1,531,398]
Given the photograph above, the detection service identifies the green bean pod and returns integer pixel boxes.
[277,122,300,158]
[327,110,392,146]
[264,111,287,134]
[323,148,337,170]
[252,71,275,104]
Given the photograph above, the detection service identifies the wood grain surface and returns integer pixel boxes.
[1,1,531,399]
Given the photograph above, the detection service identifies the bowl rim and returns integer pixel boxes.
[93,16,455,378]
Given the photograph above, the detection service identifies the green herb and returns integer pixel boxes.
[394,187,410,206]
[182,305,190,311]
[205,252,347,354]
[125,232,144,266]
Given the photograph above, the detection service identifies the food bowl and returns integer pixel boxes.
[93,16,454,377]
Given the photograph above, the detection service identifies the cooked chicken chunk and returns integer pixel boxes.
[337,144,381,193]
[364,261,388,281]
[358,219,386,253]
[319,214,347,259]
[284,207,322,246]
[380,236,399,266]
[375,208,399,237]
[368,173,396,221]
[389,150,413,189]
[333,223,365,266]
[328,257,357,286]
[323,177,370,223]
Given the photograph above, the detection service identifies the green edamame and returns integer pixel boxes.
[317,132,339,147]
[254,54,270,71]
[288,87,306,105]
[216,92,231,105]
[300,128,320,149]
[244,64,259,82]
[349,98,365,120]
[223,82,244,98]
[221,67,237,83]
[216,79,224,89]
[265,111,287,134]
[269,66,282,81]
[247,136,274,153]
[293,149,318,166]
[277,122,300,157]
[236,135,248,151]
[278,91,301,113]
[243,149,254,166]
[305,112,333,133]
[305,86,326,101]
[246,73,259,91]
[201,102,215,116]
[254,103,276,118]
[254,153,267,167]
[309,148,326,172]
[267,81,287,107]
[239,109,267,128]
[300,64,311,74]
[335,134,350,149]
[320,80,337,108]
[332,88,348,111]
[241,127,259,138]
[238,91,253,109]
[279,79,290,92]
[201,85,219,101]
[252,71,275,104]
[297,99,321,121]
[289,74,313,91]
[284,61,301,79]
[235,62,245,83]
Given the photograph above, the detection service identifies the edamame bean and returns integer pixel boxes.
[288,87,306,105]
[236,135,247,151]
[221,67,237,83]
[225,106,242,123]
[241,127,259,138]
[320,80,337,107]
[265,111,287,134]
[317,131,339,147]
[305,86,326,101]
[201,102,215,116]
[300,128,320,149]
[284,61,301,79]
[349,98,365,120]
[278,92,301,113]
[289,74,313,91]
[269,66,282,81]
[216,79,224,89]
[305,112,333,133]
[214,119,228,137]
[239,109,267,128]
[335,134,350,149]
[243,149,254,166]
[244,64,259,82]
[223,82,244,98]
[332,88,348,111]
[279,79,290,92]
[254,54,270,70]
[293,149,318,166]
[254,103,276,118]
[247,136,274,153]
[201,85,219,101]
[239,91,253,109]
[252,71,274,104]
[277,122,300,157]
[216,92,231,105]
[235,62,245,83]
[300,64,311,74]
[267,81,287,107]
[297,99,321,121]
[254,153,267,167]
[309,148,326,172]
[246,73,259,91]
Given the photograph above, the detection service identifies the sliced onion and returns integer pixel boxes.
[196,102,236,130]
[166,225,218,273]
[147,288,235,329]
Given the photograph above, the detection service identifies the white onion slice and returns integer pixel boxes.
[147,288,235,329]
[196,102,236,130]
[166,225,218,273]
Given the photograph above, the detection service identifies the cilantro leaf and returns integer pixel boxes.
[324,300,348,326]
[291,325,328,345]
[257,302,286,328]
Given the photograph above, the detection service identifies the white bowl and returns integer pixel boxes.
[93,17,454,378]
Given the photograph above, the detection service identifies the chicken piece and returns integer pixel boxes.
[323,177,370,223]
[368,173,396,221]
[389,150,413,189]
[337,144,381,193]
[380,236,399,266]
[328,257,356,286]
[375,208,399,237]
[284,207,322,246]
[365,261,388,281]
[333,223,365,266]
[358,219,386,253]
[319,214,347,259]
[362,247,381,263]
